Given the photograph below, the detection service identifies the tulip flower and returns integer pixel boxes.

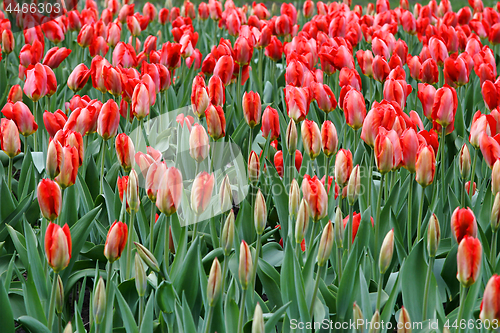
[335,149,353,187]
[248,151,260,184]
[0,118,20,160]
[480,275,500,322]
[311,82,337,114]
[24,63,47,102]
[419,58,439,85]
[90,56,110,93]
[207,258,222,307]
[145,162,167,202]
[375,128,402,174]
[321,121,338,158]
[131,83,150,121]
[301,119,321,160]
[37,179,62,221]
[104,221,128,263]
[156,167,183,216]
[295,199,310,245]
[45,223,72,273]
[115,133,135,173]
[431,85,458,130]
[205,104,226,140]
[191,172,215,215]
[207,75,225,107]
[317,221,334,267]
[1,102,38,137]
[360,101,397,147]
[97,100,120,140]
[400,128,419,173]
[418,83,437,120]
[415,144,436,188]
[451,207,478,244]
[284,86,311,122]
[459,144,471,180]
[286,119,298,153]
[493,160,500,195]
[213,55,234,86]
[189,124,209,162]
[301,175,328,221]
[191,76,210,118]
[234,36,254,66]
[67,64,91,93]
[343,89,366,130]
[44,111,67,138]
[219,175,233,214]
[261,106,280,141]
[239,240,253,290]
[457,236,482,287]
[221,211,235,256]
[7,85,23,104]
[46,139,63,179]
[127,170,140,213]
[243,91,262,128]
[347,165,361,205]
[379,229,394,275]
[470,112,494,149]
[479,133,500,169]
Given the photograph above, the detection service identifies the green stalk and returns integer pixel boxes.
[139,296,144,326]
[309,265,324,317]
[338,187,343,215]
[257,48,264,94]
[324,156,331,192]
[422,256,434,319]
[204,306,215,333]
[376,272,383,312]
[237,289,247,333]
[368,149,373,209]
[126,210,136,280]
[47,272,59,330]
[348,204,354,253]
[33,102,38,151]
[221,254,228,292]
[308,221,318,256]
[407,176,413,251]
[469,148,478,200]
[375,174,385,250]
[416,186,425,243]
[440,127,446,200]
[237,66,243,116]
[7,157,12,191]
[457,285,468,333]
[491,230,498,267]
[149,203,156,254]
[164,215,171,272]
[295,241,302,265]
[248,127,252,160]
[105,261,113,322]
[251,234,262,300]
[336,248,343,281]
[99,139,106,194]
[461,176,466,208]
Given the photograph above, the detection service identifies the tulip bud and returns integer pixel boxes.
[415,145,436,188]
[115,133,135,173]
[63,322,73,333]
[45,223,72,273]
[347,165,361,205]
[56,275,64,314]
[7,85,23,103]
[493,160,500,195]
[492,193,500,232]
[207,258,222,307]
[317,221,334,267]
[1,119,21,158]
[205,104,226,140]
[459,144,471,179]
[93,277,106,325]
[239,241,253,290]
[379,229,394,274]
[248,151,260,183]
[457,236,482,287]
[47,139,63,179]
[321,120,338,157]
[134,242,160,272]
[353,302,364,332]
[135,253,147,297]
[189,124,210,162]
[335,149,353,188]
[334,207,344,249]
[191,172,215,215]
[397,307,412,333]
[286,119,298,153]
[369,310,381,333]
[221,210,235,256]
[220,175,233,213]
[254,190,267,235]
[37,179,62,221]
[301,119,321,160]
[104,221,128,263]
[252,303,265,333]
[451,207,478,243]
[295,198,310,244]
[242,91,262,128]
[479,274,500,322]
[127,170,140,212]
[289,179,300,218]
[427,214,440,258]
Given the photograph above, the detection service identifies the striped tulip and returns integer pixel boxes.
[104,221,128,263]
[146,162,167,202]
[55,146,79,189]
[480,275,500,322]
[97,100,120,140]
[457,236,482,287]
[451,207,478,243]
[415,144,436,188]
[321,121,338,157]
[37,179,62,221]
[189,124,209,162]
[156,167,183,216]
[191,172,215,215]
[301,175,328,221]
[243,91,262,128]
[301,119,321,160]
[0,119,21,158]
[239,241,253,290]
[115,133,135,173]
[335,149,353,187]
[205,104,226,140]
[45,223,72,273]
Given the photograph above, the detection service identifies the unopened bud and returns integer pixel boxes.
[127,169,140,212]
[369,310,381,333]
[207,258,222,307]
[492,193,500,232]
[93,277,106,325]
[221,210,235,256]
[347,165,361,205]
[493,160,500,195]
[459,144,471,179]
[135,253,147,297]
[286,119,297,153]
[334,207,344,248]
[220,175,233,213]
[252,303,264,333]
[63,322,73,333]
[379,229,394,274]
[353,302,364,333]
[295,198,310,244]
[248,151,260,184]
[427,214,441,257]
[397,306,412,333]
[239,241,253,290]
[317,221,334,267]
[289,179,300,218]
[134,242,160,272]
[254,190,267,235]
[56,275,64,314]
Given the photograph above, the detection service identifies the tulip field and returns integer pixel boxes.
[4,0,500,332]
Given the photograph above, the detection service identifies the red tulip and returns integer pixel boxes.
[444,57,469,87]
[482,80,500,111]
[45,223,72,273]
[261,106,280,141]
[104,221,128,263]
[205,104,226,140]
[234,36,254,66]
[24,63,47,102]
[321,121,338,157]
[1,29,14,54]
[43,47,71,69]
[7,85,22,104]
[131,83,150,121]
[311,82,337,113]
[0,119,20,158]
[265,36,283,62]
[191,172,215,215]
[107,23,122,48]
[37,179,62,221]
[243,91,262,128]
[418,83,437,120]
[457,236,482,287]
[383,78,411,109]
[480,275,500,322]
[428,37,448,66]
[343,89,366,130]
[419,58,439,84]
[274,150,285,177]
[115,133,135,172]
[301,119,321,160]
[103,66,122,97]
[44,111,67,138]
[343,212,374,243]
[361,101,397,147]
[284,85,311,122]
[1,101,37,137]
[356,50,374,78]
[97,100,120,140]
[335,149,353,187]
[470,112,495,149]
[46,139,63,179]
[372,55,390,82]
[55,146,79,189]
[400,128,419,173]
[432,85,458,129]
[189,124,210,162]
[160,42,182,70]
[415,144,436,187]
[375,128,402,174]
[213,55,234,86]
[191,75,209,118]
[77,24,94,48]
[156,167,183,216]
[90,56,111,93]
[112,42,138,68]
[451,207,478,243]
[301,174,328,221]
[207,75,225,107]
[67,64,91,93]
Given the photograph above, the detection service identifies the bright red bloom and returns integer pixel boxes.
[374,128,402,174]
[242,91,261,128]
[115,133,135,172]
[284,85,311,122]
[37,179,62,221]
[43,47,71,69]
[1,101,37,137]
[457,236,482,287]
[104,221,128,263]
[301,174,328,221]
[343,89,366,130]
[45,223,72,273]
[205,104,226,140]
[261,106,280,141]
[55,146,79,189]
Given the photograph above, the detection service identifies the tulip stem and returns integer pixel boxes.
[126,210,136,280]
[47,272,59,330]
[407,176,413,252]
[324,156,331,192]
[457,285,468,333]
[491,230,498,268]
[416,186,425,244]
[257,48,264,95]
[164,215,171,273]
[237,289,247,333]
[251,233,262,302]
[422,256,434,319]
[221,254,228,292]
[204,305,214,333]
[105,261,113,324]
[149,204,156,254]
[461,176,466,208]
[336,248,343,281]
[309,264,324,318]
[99,139,106,195]
[7,157,12,191]
[248,127,252,160]
[440,127,446,200]
[308,221,318,255]
[237,66,243,116]
[348,204,353,253]
[139,296,144,327]
[368,149,373,209]
[375,174,385,250]
[376,271,383,312]
[469,148,478,200]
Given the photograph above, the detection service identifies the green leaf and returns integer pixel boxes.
[23,220,49,302]
[336,245,361,321]
[139,293,154,333]
[156,280,177,314]
[0,281,14,333]
[264,301,291,333]
[115,284,139,333]
[172,237,200,315]
[16,316,51,333]
[0,191,34,242]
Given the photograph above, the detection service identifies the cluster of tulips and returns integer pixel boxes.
[1,0,500,331]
